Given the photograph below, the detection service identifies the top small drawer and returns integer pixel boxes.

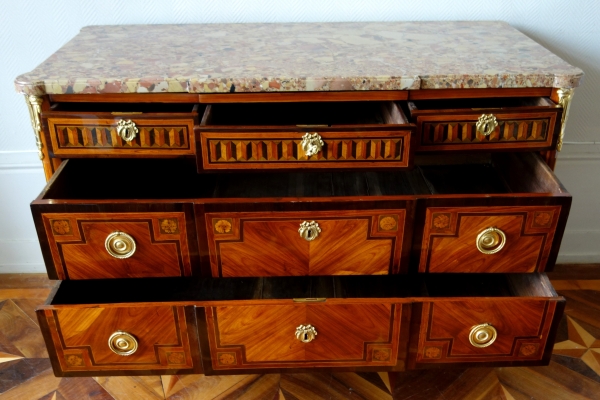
[42,103,201,157]
[197,101,414,171]
[409,97,562,151]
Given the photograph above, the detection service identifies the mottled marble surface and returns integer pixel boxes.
[15,21,583,95]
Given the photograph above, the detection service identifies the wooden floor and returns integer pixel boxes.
[1,267,599,399]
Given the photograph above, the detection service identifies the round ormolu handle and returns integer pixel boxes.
[298,221,321,241]
[469,323,497,348]
[116,120,139,142]
[108,331,138,356]
[105,231,136,259]
[301,132,324,157]
[295,324,317,343]
[476,227,506,255]
[475,114,498,136]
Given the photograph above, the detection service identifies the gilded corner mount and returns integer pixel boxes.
[24,95,44,160]
[557,88,575,152]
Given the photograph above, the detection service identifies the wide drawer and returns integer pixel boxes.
[197,101,414,170]
[42,103,201,157]
[409,97,562,151]
[38,274,564,376]
[37,304,199,376]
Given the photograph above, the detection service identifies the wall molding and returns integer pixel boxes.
[0,150,44,171]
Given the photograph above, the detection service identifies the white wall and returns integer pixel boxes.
[1,0,599,272]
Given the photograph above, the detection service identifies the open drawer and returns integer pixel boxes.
[197,101,414,171]
[408,97,562,151]
[32,152,570,279]
[36,273,564,376]
[415,152,571,273]
[42,102,202,157]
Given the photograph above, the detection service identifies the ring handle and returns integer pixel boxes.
[108,331,138,356]
[116,120,139,142]
[105,231,136,259]
[298,221,321,241]
[476,227,506,255]
[469,323,497,348]
[475,114,498,136]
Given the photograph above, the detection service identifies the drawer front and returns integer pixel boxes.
[41,212,192,279]
[47,117,195,156]
[199,130,411,170]
[414,111,559,151]
[415,298,561,365]
[205,210,406,277]
[38,306,197,375]
[204,302,404,370]
[419,206,562,273]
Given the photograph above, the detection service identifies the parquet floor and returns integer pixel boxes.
[0,267,599,399]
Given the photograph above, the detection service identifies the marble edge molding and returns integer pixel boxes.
[13,72,583,95]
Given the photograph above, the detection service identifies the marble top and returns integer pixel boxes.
[14,21,583,95]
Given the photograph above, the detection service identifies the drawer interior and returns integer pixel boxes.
[46,273,557,306]
[48,102,200,114]
[201,101,408,126]
[39,152,565,200]
[408,97,556,114]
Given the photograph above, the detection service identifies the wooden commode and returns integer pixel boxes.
[14,21,583,377]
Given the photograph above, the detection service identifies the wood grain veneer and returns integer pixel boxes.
[205,210,406,277]
[39,212,193,280]
[37,305,199,376]
[419,206,563,273]
[204,302,405,370]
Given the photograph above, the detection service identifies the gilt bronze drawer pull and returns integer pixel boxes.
[295,324,317,343]
[298,221,321,241]
[476,227,506,255]
[301,132,324,157]
[469,323,497,348]
[475,114,498,136]
[108,331,138,356]
[105,231,136,259]
[116,120,139,142]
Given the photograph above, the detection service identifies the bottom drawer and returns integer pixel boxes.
[204,302,406,371]
[37,274,563,376]
[37,305,200,376]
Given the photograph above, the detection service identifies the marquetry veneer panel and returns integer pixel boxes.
[199,131,411,169]
[205,302,404,370]
[38,306,196,374]
[47,118,195,156]
[419,206,562,273]
[41,212,192,279]
[206,210,406,277]
[413,111,559,151]
[416,299,559,364]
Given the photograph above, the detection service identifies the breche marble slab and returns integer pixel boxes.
[14,21,583,95]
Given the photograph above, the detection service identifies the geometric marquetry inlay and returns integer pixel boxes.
[54,125,189,149]
[421,119,550,146]
[207,137,405,163]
